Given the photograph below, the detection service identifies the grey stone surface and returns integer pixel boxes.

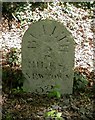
[22,19,74,94]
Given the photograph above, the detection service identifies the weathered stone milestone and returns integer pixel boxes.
[22,19,74,94]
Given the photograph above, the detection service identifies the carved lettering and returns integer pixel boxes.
[50,26,56,35]
[58,36,66,41]
[27,40,37,48]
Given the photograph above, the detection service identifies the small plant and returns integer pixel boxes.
[48,84,61,99]
[45,109,63,120]
[12,87,24,94]
[5,113,12,120]
[6,47,21,67]
[73,71,89,93]
[2,67,24,91]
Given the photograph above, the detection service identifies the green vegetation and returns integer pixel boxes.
[6,48,20,67]
[48,84,61,99]
[70,2,95,10]
[5,113,12,120]
[2,66,23,92]
[2,2,94,20]
[45,110,63,120]
[2,2,48,19]
[73,71,89,93]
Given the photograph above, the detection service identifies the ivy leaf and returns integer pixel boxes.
[45,110,56,117]
[56,112,62,118]
[56,91,61,98]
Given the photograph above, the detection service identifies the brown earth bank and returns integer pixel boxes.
[2,90,95,120]
[2,65,95,120]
